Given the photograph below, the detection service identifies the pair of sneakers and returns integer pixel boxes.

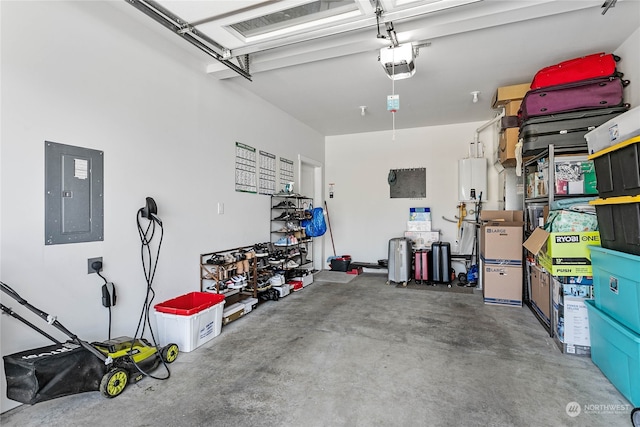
[274,235,299,246]
[228,274,247,290]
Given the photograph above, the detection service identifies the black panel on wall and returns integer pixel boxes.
[388,168,426,199]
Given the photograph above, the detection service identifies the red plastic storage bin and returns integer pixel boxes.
[154,292,225,316]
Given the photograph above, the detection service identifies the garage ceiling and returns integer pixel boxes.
[119,0,639,136]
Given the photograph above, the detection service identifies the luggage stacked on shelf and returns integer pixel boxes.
[501,53,631,157]
[580,112,640,408]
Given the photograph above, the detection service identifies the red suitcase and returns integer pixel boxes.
[414,250,429,284]
[519,76,628,122]
[530,52,621,90]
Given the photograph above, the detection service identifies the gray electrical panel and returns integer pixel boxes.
[45,141,103,245]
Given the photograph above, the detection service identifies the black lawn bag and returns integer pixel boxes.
[4,342,107,404]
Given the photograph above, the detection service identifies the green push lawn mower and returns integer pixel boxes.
[1,281,178,403]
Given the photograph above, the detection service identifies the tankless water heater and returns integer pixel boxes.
[458,158,487,201]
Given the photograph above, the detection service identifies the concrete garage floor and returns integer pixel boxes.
[1,273,633,426]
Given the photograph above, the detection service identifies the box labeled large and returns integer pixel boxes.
[585,300,640,407]
[483,264,522,307]
[590,246,640,334]
[154,292,225,353]
[480,210,524,265]
[523,228,600,276]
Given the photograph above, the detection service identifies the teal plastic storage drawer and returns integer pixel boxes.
[590,246,640,334]
[585,300,640,407]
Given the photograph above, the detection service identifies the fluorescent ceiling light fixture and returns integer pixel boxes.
[379,43,416,80]
[229,0,360,42]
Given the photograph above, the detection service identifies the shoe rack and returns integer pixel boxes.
[200,245,258,303]
[270,194,314,271]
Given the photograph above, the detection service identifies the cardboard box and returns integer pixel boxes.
[406,221,432,232]
[552,277,592,357]
[499,128,519,167]
[492,83,530,108]
[523,228,600,276]
[529,263,551,323]
[480,210,524,222]
[404,231,439,249]
[409,207,431,221]
[480,210,524,265]
[483,264,523,307]
[504,99,522,116]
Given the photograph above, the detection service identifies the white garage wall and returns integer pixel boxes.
[324,121,500,266]
[617,27,640,107]
[0,1,323,412]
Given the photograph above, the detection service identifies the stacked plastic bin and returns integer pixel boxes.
[584,107,640,407]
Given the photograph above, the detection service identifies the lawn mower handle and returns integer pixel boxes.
[0,281,110,364]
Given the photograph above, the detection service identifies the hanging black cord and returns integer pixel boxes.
[127,208,171,380]
[96,270,112,340]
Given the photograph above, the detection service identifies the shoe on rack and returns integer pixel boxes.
[206,254,224,265]
[256,279,270,292]
[286,221,300,231]
[269,275,284,286]
[254,244,269,257]
[228,281,245,290]
[274,236,289,246]
[285,260,300,269]
[273,212,290,221]
[288,248,300,257]
[268,256,283,265]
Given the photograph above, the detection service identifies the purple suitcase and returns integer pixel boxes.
[519,76,628,122]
